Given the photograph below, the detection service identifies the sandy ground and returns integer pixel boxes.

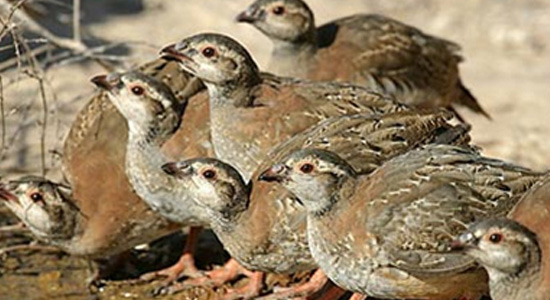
[0,0,549,299]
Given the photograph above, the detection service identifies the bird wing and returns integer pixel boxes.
[318,14,462,107]
[361,144,543,275]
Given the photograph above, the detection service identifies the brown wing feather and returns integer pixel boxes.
[315,14,487,116]
[61,58,208,256]
[360,145,543,275]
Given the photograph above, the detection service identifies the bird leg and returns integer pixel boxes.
[220,268,264,300]
[258,269,332,300]
[348,293,367,300]
[140,226,202,282]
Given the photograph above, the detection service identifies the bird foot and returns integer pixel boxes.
[258,269,330,300]
[154,259,263,299]
[140,252,202,282]
[141,226,203,283]
[218,272,263,300]
[182,258,246,287]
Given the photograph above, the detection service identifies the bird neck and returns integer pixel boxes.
[45,198,87,253]
[310,173,358,219]
[211,184,251,233]
[488,244,542,300]
[124,121,207,225]
[269,37,317,77]
[204,74,262,109]
[124,122,178,216]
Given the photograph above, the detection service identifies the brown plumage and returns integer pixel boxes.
[453,218,548,300]
[237,0,489,119]
[160,109,471,299]
[1,59,211,274]
[498,174,550,299]
[261,145,543,299]
[161,32,409,181]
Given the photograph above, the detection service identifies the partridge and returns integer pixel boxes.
[90,70,212,228]
[0,59,211,280]
[0,177,85,253]
[260,145,544,299]
[456,173,550,300]
[159,109,471,299]
[161,32,406,181]
[452,218,548,300]
[237,0,489,119]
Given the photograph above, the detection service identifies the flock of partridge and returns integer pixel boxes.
[1,1,548,300]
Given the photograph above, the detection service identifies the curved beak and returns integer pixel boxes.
[90,75,110,90]
[236,6,262,23]
[0,184,18,204]
[90,73,122,91]
[258,164,288,182]
[162,161,193,178]
[450,231,477,251]
[160,43,192,63]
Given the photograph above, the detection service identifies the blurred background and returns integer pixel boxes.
[1,0,549,180]
[0,0,550,179]
[0,0,549,298]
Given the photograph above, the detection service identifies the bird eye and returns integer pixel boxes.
[272,6,285,15]
[30,192,44,203]
[201,47,216,58]
[202,169,217,179]
[130,85,145,96]
[299,163,314,174]
[488,233,503,244]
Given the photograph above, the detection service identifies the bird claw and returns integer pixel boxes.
[139,252,202,282]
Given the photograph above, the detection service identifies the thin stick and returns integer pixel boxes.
[0,0,26,39]
[72,0,81,42]
[0,44,52,72]
[0,243,60,255]
[0,222,26,233]
[37,76,47,176]
[16,29,48,176]
[0,76,5,152]
[0,0,86,51]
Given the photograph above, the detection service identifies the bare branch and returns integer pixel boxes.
[0,0,26,39]
[0,0,86,52]
[0,76,5,153]
[72,0,80,42]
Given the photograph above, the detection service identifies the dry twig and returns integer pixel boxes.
[72,0,80,42]
[0,0,86,52]
[0,242,61,256]
[0,76,5,153]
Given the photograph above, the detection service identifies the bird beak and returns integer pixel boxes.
[162,161,193,178]
[236,6,262,23]
[450,231,477,251]
[160,44,192,64]
[90,73,122,91]
[0,184,18,204]
[258,164,288,182]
